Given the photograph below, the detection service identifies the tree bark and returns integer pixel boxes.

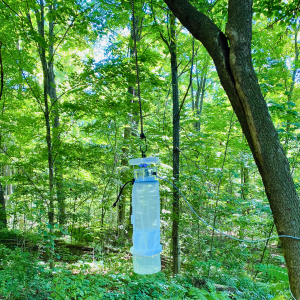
[37,0,54,227]
[163,0,300,296]
[170,13,180,275]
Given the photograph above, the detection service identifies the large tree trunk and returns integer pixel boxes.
[170,13,180,275]
[163,0,300,296]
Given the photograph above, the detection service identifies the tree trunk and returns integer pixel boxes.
[48,0,66,226]
[118,126,131,239]
[37,0,54,227]
[163,0,300,296]
[194,67,206,131]
[0,38,6,229]
[170,13,180,275]
[285,24,299,148]
[190,38,195,111]
[0,181,7,229]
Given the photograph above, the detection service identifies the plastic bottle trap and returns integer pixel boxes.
[129,157,162,274]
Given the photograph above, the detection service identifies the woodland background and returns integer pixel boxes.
[0,0,299,299]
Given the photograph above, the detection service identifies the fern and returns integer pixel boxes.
[187,287,230,300]
[187,288,209,300]
[256,264,289,288]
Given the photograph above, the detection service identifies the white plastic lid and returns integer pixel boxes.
[129,157,159,166]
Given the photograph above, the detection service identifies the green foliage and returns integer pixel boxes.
[187,286,230,300]
[0,247,52,299]
[0,228,24,240]
[256,264,289,292]
[0,249,232,300]
[0,228,41,247]
[0,0,299,299]
[69,226,95,243]
[257,264,289,283]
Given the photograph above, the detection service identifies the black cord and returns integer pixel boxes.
[130,0,143,135]
[112,179,135,208]
[131,0,147,157]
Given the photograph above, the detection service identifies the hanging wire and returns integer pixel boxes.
[157,175,300,243]
[290,288,297,300]
[130,0,147,158]
[157,175,299,300]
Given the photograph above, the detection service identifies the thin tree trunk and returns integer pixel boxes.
[37,0,54,228]
[48,0,66,226]
[190,38,195,111]
[240,164,249,201]
[118,126,131,239]
[241,136,249,201]
[254,222,275,278]
[0,41,3,103]
[170,13,180,275]
[259,223,275,264]
[0,181,7,229]
[285,24,299,147]
[0,40,6,229]
[194,68,206,131]
[36,3,55,269]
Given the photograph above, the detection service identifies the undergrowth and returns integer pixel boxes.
[0,242,292,300]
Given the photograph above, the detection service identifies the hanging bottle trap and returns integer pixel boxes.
[129,157,162,274]
[112,157,162,274]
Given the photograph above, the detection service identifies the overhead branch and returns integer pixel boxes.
[1,0,21,17]
[150,4,170,48]
[75,190,97,211]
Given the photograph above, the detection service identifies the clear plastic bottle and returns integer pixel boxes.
[129,157,162,274]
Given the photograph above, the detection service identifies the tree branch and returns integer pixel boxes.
[177,80,191,117]
[1,0,20,17]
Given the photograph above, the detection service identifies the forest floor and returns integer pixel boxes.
[0,228,292,300]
